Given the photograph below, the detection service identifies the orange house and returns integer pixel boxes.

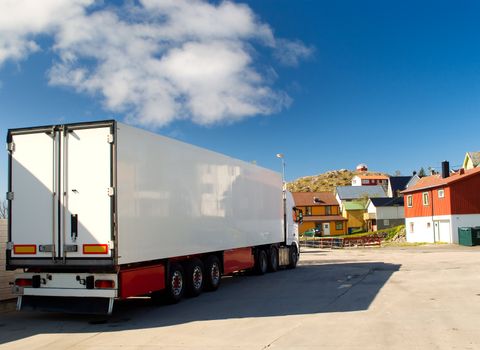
[292,192,347,236]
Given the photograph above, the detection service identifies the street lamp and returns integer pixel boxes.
[276,153,287,243]
[276,153,286,185]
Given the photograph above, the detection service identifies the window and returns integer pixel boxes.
[438,189,445,198]
[383,219,390,226]
[407,195,413,207]
[422,192,429,206]
[325,206,331,215]
[305,206,312,216]
[410,222,414,233]
[336,221,343,230]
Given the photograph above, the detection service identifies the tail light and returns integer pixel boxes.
[15,278,33,287]
[95,280,115,289]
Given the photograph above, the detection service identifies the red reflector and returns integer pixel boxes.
[15,278,33,287]
[95,280,115,289]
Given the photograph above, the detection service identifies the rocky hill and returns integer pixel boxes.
[287,169,388,193]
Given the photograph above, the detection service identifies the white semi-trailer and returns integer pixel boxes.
[6,120,300,314]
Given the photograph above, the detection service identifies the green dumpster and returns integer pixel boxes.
[458,227,480,246]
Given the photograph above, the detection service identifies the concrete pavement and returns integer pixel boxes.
[1,245,479,349]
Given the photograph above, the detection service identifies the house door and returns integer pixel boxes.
[323,223,330,235]
[434,220,451,243]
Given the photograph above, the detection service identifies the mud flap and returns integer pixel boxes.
[18,295,115,315]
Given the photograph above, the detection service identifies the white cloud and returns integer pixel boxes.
[274,39,314,67]
[0,0,310,127]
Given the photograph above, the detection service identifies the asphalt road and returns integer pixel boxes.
[1,245,480,349]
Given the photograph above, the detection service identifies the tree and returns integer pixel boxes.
[418,167,426,177]
[394,170,401,176]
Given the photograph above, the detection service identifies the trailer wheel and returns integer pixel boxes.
[204,255,221,291]
[254,249,268,275]
[185,259,204,297]
[268,246,279,272]
[166,262,185,303]
[287,244,299,269]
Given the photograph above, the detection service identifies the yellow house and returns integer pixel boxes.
[342,201,366,233]
[292,192,347,236]
[462,152,480,170]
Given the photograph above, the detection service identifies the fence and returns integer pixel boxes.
[0,219,14,301]
[300,235,382,249]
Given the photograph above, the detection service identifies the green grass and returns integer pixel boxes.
[300,225,406,240]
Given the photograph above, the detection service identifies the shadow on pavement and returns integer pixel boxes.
[0,260,400,345]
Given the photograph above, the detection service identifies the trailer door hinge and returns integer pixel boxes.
[107,187,115,196]
[6,242,13,250]
[107,134,114,144]
[6,192,14,200]
[39,244,55,253]
[108,241,115,249]
[63,244,78,253]
[6,142,15,153]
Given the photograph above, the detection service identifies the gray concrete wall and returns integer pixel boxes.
[0,219,14,301]
[377,218,405,231]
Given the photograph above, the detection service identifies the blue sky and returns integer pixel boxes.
[1,0,480,197]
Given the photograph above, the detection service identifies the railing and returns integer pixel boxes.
[300,235,382,249]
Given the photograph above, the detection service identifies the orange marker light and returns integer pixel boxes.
[83,244,109,254]
[13,245,36,254]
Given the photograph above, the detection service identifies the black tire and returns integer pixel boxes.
[185,259,204,297]
[267,246,279,272]
[204,255,221,291]
[287,244,299,269]
[254,249,268,275]
[165,262,185,303]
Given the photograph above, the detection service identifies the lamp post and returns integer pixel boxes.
[276,153,287,243]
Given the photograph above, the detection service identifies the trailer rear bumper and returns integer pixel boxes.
[17,287,116,298]
[18,295,115,315]
[12,272,118,298]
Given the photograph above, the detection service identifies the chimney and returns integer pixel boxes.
[441,161,450,179]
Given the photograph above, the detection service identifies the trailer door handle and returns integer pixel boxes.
[71,214,78,241]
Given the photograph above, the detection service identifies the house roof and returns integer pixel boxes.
[302,215,347,222]
[466,152,480,167]
[402,166,480,193]
[291,192,339,206]
[354,174,389,180]
[406,174,420,188]
[336,185,387,200]
[389,176,411,194]
[343,201,365,210]
[369,197,404,207]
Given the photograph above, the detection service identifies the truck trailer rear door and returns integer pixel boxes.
[61,125,114,259]
[7,121,115,267]
[9,130,59,260]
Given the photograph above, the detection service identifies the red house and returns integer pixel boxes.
[351,174,389,187]
[403,163,480,243]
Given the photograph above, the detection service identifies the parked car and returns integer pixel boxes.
[303,228,321,237]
